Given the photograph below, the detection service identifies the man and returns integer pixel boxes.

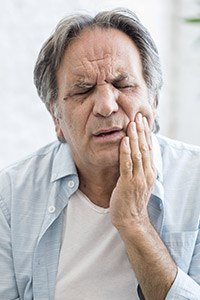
[0,8,200,300]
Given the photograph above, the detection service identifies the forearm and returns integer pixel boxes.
[110,116,200,299]
[117,219,177,300]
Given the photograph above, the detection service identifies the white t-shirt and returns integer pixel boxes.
[55,189,139,300]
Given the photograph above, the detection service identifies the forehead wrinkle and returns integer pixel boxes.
[71,55,115,85]
[69,72,134,91]
[63,27,143,85]
[90,54,117,84]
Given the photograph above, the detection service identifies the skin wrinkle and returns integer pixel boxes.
[33,10,163,137]
[55,27,155,186]
[63,28,143,90]
[30,11,181,299]
[51,25,178,299]
[65,73,137,99]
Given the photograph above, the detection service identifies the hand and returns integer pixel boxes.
[110,113,156,230]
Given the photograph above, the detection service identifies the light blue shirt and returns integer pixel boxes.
[0,134,200,300]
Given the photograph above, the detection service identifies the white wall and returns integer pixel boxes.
[166,0,200,144]
[0,0,199,169]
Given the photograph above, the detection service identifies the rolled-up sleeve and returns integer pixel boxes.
[166,228,200,299]
[166,267,200,299]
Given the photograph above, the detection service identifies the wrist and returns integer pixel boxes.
[114,214,152,238]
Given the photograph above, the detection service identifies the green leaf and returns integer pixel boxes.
[185,17,200,23]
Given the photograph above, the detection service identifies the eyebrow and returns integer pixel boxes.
[72,80,94,89]
[111,73,129,85]
[69,72,133,91]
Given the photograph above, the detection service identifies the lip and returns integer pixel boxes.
[92,127,124,143]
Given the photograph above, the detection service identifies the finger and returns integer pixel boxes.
[119,136,133,179]
[135,114,152,175]
[143,117,152,150]
[127,121,143,175]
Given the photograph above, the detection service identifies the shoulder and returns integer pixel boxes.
[0,141,61,198]
[156,136,200,232]
[0,141,66,225]
[157,134,200,163]
[157,134,200,153]
[0,141,60,178]
[156,134,200,186]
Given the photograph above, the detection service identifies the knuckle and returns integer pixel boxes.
[140,143,148,153]
[121,160,132,176]
[125,160,132,170]
[146,173,155,186]
[137,123,144,132]
[133,152,142,161]
[134,176,145,188]
[131,135,138,142]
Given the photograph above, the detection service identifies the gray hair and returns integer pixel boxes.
[34,8,162,132]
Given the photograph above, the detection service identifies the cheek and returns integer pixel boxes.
[58,106,74,140]
[60,106,87,140]
[141,103,155,124]
[137,105,155,132]
[59,118,72,142]
[121,95,155,124]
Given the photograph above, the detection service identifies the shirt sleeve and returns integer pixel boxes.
[165,267,200,299]
[166,228,200,299]
[0,172,20,299]
[138,228,200,300]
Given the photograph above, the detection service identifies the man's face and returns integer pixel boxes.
[54,27,156,170]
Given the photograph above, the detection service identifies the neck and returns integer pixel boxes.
[78,165,119,208]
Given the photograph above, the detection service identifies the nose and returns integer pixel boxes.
[92,85,119,117]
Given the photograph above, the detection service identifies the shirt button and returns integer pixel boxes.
[68,180,75,188]
[48,205,56,213]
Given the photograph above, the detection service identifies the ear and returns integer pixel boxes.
[49,102,66,143]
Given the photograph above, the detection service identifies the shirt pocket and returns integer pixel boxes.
[161,230,198,273]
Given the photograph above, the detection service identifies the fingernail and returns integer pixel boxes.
[136,113,142,123]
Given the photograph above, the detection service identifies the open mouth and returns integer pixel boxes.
[95,130,120,137]
[93,127,123,141]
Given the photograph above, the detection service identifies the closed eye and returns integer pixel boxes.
[69,86,94,97]
[74,85,95,96]
[119,85,133,89]
[113,84,135,91]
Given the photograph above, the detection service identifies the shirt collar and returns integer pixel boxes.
[50,142,78,182]
[50,135,164,198]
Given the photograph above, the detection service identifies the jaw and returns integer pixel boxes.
[73,141,120,174]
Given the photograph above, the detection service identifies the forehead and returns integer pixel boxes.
[57,27,143,82]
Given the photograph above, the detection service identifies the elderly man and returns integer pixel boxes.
[0,8,200,300]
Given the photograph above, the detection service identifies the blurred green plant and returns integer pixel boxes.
[183,1,200,47]
[186,17,200,23]
[185,0,200,23]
